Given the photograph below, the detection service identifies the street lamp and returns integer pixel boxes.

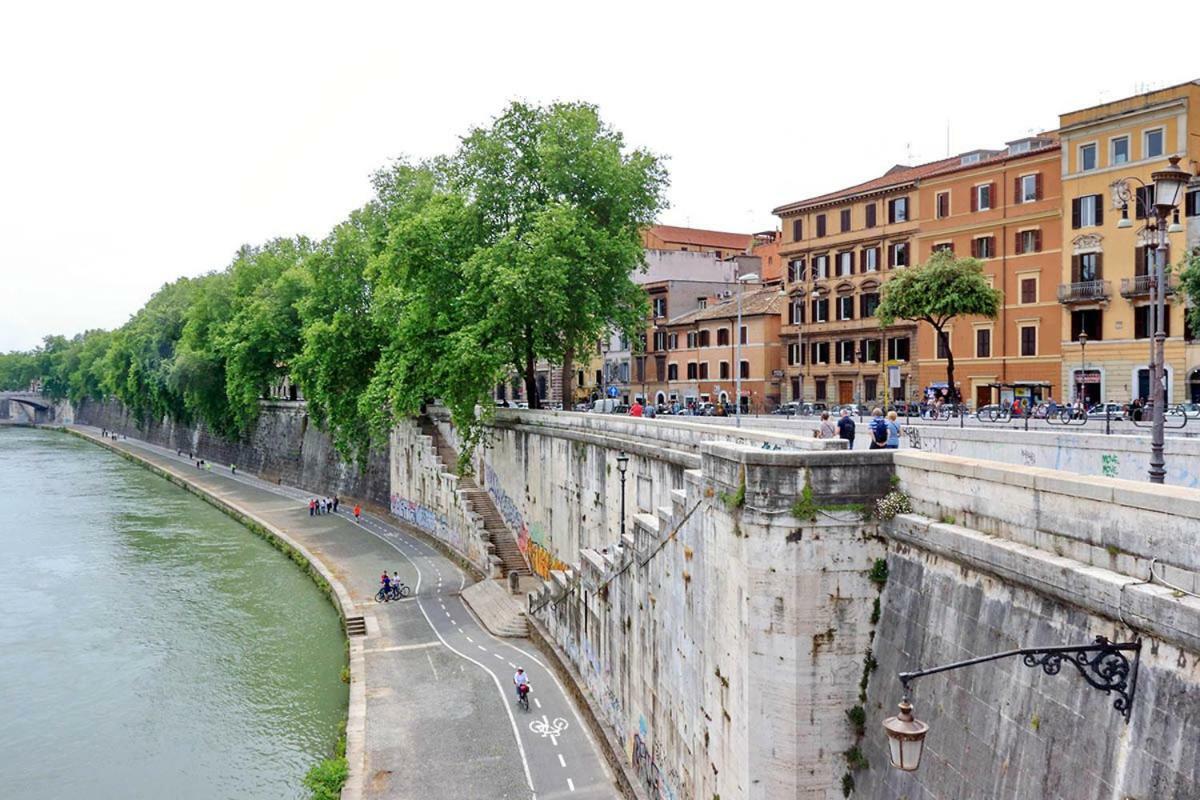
[735,272,760,428]
[1077,331,1088,405]
[884,636,1141,772]
[1112,155,1192,484]
[616,450,629,539]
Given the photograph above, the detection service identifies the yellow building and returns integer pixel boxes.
[1056,80,1200,404]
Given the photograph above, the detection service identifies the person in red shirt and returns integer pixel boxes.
[630,400,644,417]
[354,504,362,522]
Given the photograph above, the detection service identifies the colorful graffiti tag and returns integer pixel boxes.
[528,540,568,580]
[483,464,530,552]
[390,494,459,550]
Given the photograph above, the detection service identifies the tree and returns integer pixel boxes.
[448,101,667,408]
[1178,247,1200,338]
[876,251,1001,400]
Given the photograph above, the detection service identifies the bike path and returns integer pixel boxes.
[72,426,616,800]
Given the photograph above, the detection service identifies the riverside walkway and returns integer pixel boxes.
[70,425,616,800]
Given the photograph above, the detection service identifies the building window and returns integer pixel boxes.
[786,345,800,366]
[1019,277,1037,304]
[1015,229,1041,254]
[889,242,909,267]
[840,208,851,232]
[838,251,854,276]
[860,293,880,318]
[887,336,910,361]
[1075,252,1102,282]
[816,214,827,237]
[813,254,829,279]
[811,297,829,322]
[864,376,877,399]
[1135,185,1156,219]
[1134,305,1170,338]
[1111,136,1130,165]
[719,361,730,379]
[975,184,992,211]
[865,203,877,228]
[811,341,830,364]
[1080,143,1097,172]
[863,338,880,363]
[1073,194,1103,229]
[972,236,995,258]
[739,361,750,379]
[837,340,855,363]
[1018,174,1039,203]
[717,328,729,346]
[1019,326,1037,356]
[686,362,698,380]
[935,330,950,359]
[815,379,827,401]
[932,242,954,255]
[975,328,991,358]
[792,219,802,241]
[668,363,678,381]
[1071,309,1103,341]
[698,330,710,347]
[652,297,667,317]
[837,295,854,321]
[888,197,909,223]
[790,300,805,325]
[1144,128,1164,159]
[654,331,667,351]
[667,333,678,349]
[686,331,697,348]
[788,258,806,283]
[1187,189,1200,217]
[863,247,879,272]
[936,192,950,219]
[698,362,709,379]
[739,325,747,345]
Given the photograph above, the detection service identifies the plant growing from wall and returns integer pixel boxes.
[874,490,911,521]
[867,558,888,587]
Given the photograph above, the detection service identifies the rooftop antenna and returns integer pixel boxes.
[905,142,914,163]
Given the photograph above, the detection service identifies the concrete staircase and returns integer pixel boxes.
[461,578,529,637]
[418,416,531,578]
[345,614,367,637]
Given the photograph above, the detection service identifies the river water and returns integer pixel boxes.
[0,427,346,799]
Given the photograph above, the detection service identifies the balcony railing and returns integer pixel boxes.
[1119,274,1178,299]
[1057,280,1111,304]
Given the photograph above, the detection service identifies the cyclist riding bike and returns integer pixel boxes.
[513,668,530,700]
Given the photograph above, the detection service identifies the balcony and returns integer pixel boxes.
[1119,274,1178,299]
[1057,280,1111,304]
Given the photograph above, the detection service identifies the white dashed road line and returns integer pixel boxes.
[558,754,566,768]
[567,778,575,792]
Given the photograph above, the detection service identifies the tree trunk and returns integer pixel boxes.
[560,345,575,410]
[523,329,540,410]
[938,327,957,403]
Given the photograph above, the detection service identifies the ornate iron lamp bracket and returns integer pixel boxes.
[899,636,1141,722]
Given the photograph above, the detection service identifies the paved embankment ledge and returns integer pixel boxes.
[64,424,619,800]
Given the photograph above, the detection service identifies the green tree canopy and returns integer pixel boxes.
[1178,247,1200,338]
[877,251,1002,398]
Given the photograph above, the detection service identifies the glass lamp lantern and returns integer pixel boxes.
[883,699,929,771]
[1151,156,1190,212]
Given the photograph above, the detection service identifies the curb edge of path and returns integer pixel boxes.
[62,426,367,800]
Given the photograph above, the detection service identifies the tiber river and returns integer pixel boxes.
[0,427,346,799]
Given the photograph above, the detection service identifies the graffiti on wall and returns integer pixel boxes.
[631,732,678,800]
[390,493,461,552]
[1102,453,1119,477]
[528,540,568,580]
[483,463,530,552]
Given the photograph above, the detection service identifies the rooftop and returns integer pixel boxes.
[772,156,964,215]
[644,224,755,252]
[666,287,782,326]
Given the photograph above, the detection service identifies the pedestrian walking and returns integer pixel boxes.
[817,411,836,439]
[836,408,856,449]
[885,410,901,449]
[869,408,888,450]
[353,504,362,523]
[332,496,339,513]
[230,464,237,476]
[309,498,316,516]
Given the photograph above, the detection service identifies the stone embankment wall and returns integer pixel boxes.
[406,409,1200,799]
[855,451,1200,800]
[73,399,390,507]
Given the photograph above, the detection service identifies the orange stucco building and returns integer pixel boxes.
[914,138,1065,408]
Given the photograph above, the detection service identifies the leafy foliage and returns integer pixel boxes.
[1178,248,1200,338]
[877,251,1001,394]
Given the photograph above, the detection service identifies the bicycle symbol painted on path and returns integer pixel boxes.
[529,716,569,744]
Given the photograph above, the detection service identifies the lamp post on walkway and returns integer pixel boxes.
[1077,332,1088,405]
[616,450,629,539]
[1114,156,1191,483]
[734,272,760,428]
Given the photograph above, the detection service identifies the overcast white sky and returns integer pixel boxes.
[1,0,1197,351]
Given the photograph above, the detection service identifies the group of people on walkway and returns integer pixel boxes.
[309,496,340,515]
[815,408,900,449]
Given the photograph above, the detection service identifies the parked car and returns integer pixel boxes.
[773,402,800,416]
[1087,402,1127,419]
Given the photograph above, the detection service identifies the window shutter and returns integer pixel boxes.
[989,183,996,207]
[1035,173,1043,200]
[1071,255,1081,283]
[887,245,894,267]
[971,188,977,213]
[1033,230,1042,252]
[1094,196,1103,227]
[970,239,977,258]
[1095,252,1103,280]
[1072,198,1081,229]
[1015,231,1023,255]
[1135,247,1145,277]
[849,251,856,273]
[1014,177,1021,203]
[787,303,794,325]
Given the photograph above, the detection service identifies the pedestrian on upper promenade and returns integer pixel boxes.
[817,411,836,439]
[644,404,656,419]
[309,498,316,516]
[836,408,856,449]
[885,410,901,449]
[630,399,644,418]
[1046,395,1058,418]
[353,504,362,523]
[332,496,339,513]
[869,408,888,450]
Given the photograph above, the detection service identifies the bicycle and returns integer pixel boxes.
[516,683,531,712]
[375,583,412,602]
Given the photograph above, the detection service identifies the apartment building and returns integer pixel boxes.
[641,225,755,260]
[773,157,961,406]
[914,138,1064,408]
[641,287,783,410]
[1056,80,1200,404]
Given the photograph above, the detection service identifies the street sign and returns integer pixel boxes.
[771,369,784,378]
[607,385,619,398]
[888,365,901,389]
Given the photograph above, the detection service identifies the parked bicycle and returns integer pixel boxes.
[375,582,412,602]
